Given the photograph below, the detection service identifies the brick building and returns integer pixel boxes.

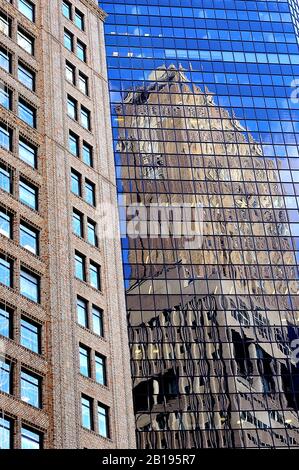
[0,0,135,449]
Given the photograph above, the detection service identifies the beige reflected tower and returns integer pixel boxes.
[0,0,134,448]
[116,65,299,448]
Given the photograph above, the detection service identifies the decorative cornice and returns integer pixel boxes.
[80,0,108,22]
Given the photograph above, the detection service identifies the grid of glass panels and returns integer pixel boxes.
[100,0,299,449]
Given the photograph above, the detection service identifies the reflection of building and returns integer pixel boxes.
[116,66,299,448]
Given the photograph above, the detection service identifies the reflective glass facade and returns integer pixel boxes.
[100,0,299,448]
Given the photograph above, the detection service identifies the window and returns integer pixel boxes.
[0,209,12,238]
[77,296,88,328]
[19,0,35,22]
[75,252,85,281]
[20,268,40,303]
[0,85,12,111]
[89,261,100,290]
[0,47,11,73]
[97,403,109,438]
[77,40,86,62]
[81,106,91,130]
[21,369,41,408]
[95,354,106,386]
[0,124,12,151]
[64,29,73,52]
[19,179,38,210]
[18,99,36,128]
[72,209,83,237]
[85,180,95,206]
[87,219,97,247]
[62,1,72,20]
[17,28,34,55]
[20,221,39,255]
[0,417,12,449]
[71,169,81,196]
[0,304,12,338]
[0,358,12,394]
[0,165,12,193]
[78,72,88,95]
[75,9,84,30]
[69,131,79,157]
[82,142,92,167]
[0,12,11,36]
[79,344,91,377]
[65,61,75,84]
[21,317,40,353]
[19,138,37,168]
[92,306,103,336]
[21,426,42,449]
[0,256,12,287]
[18,62,35,90]
[67,95,77,120]
[81,395,93,430]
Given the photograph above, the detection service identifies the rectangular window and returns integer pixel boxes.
[79,344,91,377]
[0,12,11,36]
[77,40,86,62]
[77,296,88,328]
[21,369,41,408]
[85,180,95,206]
[81,106,91,130]
[64,29,73,52]
[0,209,12,239]
[0,47,11,73]
[89,261,100,290]
[0,256,12,287]
[65,61,75,84]
[18,62,35,91]
[0,85,12,111]
[18,0,35,22]
[0,358,12,394]
[0,165,12,193]
[18,99,36,128]
[69,131,79,156]
[67,95,77,120]
[71,169,81,196]
[21,317,40,353]
[75,9,84,30]
[20,268,40,303]
[75,252,85,281]
[0,124,12,151]
[20,221,39,255]
[95,354,106,386]
[19,138,37,168]
[0,417,12,449]
[78,72,88,95]
[17,28,34,55]
[0,304,12,339]
[72,209,83,237]
[87,219,97,247]
[19,179,38,210]
[21,426,42,449]
[62,1,72,20]
[97,403,109,438]
[82,142,92,167]
[81,395,93,430]
[92,306,103,337]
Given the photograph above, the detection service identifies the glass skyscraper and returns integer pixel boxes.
[100,0,299,448]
